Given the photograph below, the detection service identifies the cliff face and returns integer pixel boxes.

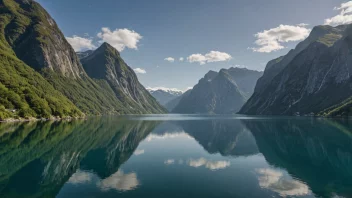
[173,68,263,114]
[81,43,167,114]
[0,0,84,119]
[240,25,352,115]
[3,0,85,79]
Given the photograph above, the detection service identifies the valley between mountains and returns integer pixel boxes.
[1,0,352,121]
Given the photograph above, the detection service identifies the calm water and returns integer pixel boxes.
[0,115,351,198]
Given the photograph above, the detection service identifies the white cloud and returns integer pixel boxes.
[325,1,352,26]
[134,149,145,156]
[187,51,232,65]
[164,57,175,62]
[179,57,184,61]
[250,25,311,53]
[98,171,139,191]
[97,28,142,52]
[256,168,310,197]
[188,158,230,170]
[164,159,175,165]
[133,68,146,74]
[66,35,96,52]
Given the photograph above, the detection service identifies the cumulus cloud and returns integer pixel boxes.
[164,57,175,62]
[250,25,311,53]
[325,1,352,26]
[179,57,184,61]
[66,35,96,52]
[188,158,230,170]
[256,168,310,197]
[98,171,139,191]
[133,68,146,74]
[97,28,142,52]
[187,51,232,65]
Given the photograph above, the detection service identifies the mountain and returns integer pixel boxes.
[0,0,84,120]
[239,25,352,116]
[0,0,165,118]
[81,43,166,114]
[172,68,263,114]
[147,88,183,107]
[165,89,192,112]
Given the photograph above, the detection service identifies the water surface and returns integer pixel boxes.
[0,115,351,198]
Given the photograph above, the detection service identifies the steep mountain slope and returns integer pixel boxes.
[240,25,351,116]
[147,88,183,106]
[0,0,84,120]
[173,68,263,114]
[165,89,192,112]
[1,0,164,115]
[81,43,166,114]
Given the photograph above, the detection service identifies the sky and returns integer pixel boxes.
[37,0,349,91]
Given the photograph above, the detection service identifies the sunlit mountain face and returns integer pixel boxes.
[0,116,351,198]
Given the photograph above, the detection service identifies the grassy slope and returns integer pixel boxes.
[0,0,83,120]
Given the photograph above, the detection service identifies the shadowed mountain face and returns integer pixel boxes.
[173,68,263,114]
[0,117,159,198]
[242,118,352,198]
[240,25,352,116]
[81,43,167,114]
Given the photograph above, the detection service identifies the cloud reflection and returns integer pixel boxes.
[134,149,145,156]
[256,168,310,197]
[98,171,139,191]
[188,158,230,170]
[146,132,192,142]
[68,170,139,192]
[164,159,175,165]
[68,171,93,184]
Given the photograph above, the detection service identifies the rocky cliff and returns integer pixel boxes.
[81,43,166,114]
[240,25,352,116]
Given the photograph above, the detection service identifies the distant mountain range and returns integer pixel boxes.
[0,0,165,120]
[172,68,263,114]
[239,25,352,117]
[147,88,183,110]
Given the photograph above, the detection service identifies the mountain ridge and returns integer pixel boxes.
[173,67,263,114]
[240,24,352,116]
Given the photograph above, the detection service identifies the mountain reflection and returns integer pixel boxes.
[1,117,352,198]
[242,118,352,198]
[0,117,159,198]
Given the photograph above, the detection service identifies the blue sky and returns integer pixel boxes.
[37,0,348,91]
